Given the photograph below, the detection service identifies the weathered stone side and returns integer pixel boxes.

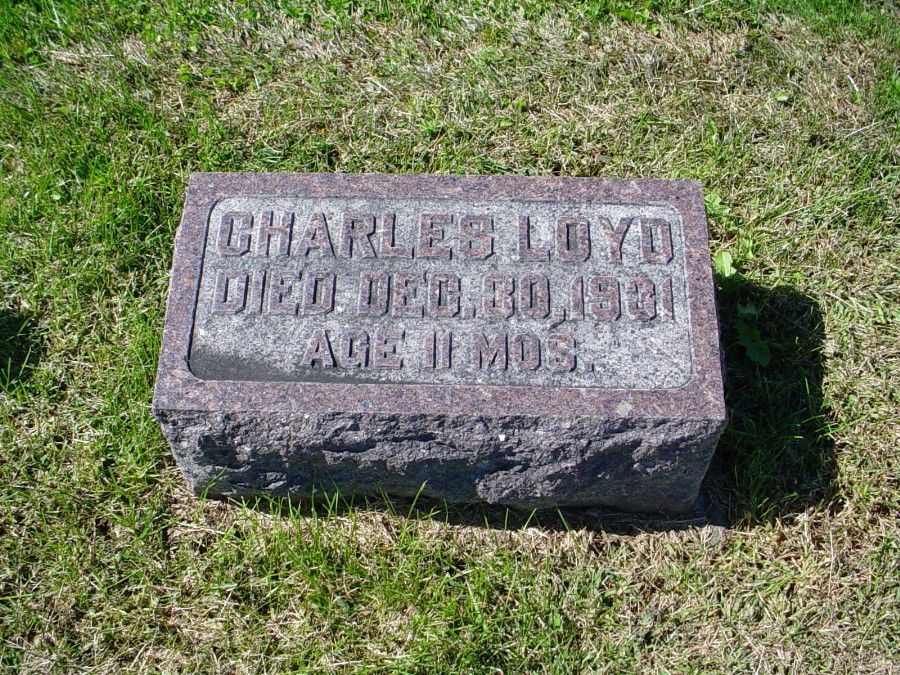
[155,409,726,513]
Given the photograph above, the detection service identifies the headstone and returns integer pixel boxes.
[153,174,726,513]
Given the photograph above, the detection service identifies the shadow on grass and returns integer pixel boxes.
[703,273,836,527]
[224,275,834,534]
[229,491,711,535]
[0,308,42,391]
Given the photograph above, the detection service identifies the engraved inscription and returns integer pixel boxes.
[189,196,692,387]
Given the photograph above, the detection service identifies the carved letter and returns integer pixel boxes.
[659,276,675,319]
[216,211,252,256]
[267,269,300,315]
[339,212,376,259]
[519,273,550,319]
[211,270,247,313]
[391,272,424,318]
[293,212,334,258]
[372,328,403,369]
[379,212,412,258]
[511,332,540,370]
[626,275,656,320]
[459,214,493,259]
[357,271,390,316]
[424,331,452,369]
[641,217,674,264]
[555,216,590,262]
[338,330,369,368]
[569,276,585,320]
[302,271,335,316]
[472,332,508,370]
[427,273,460,318]
[597,217,632,263]
[587,276,620,321]
[246,270,266,314]
[482,273,514,319]
[518,215,549,261]
[547,333,576,372]
[255,210,292,257]
[300,329,336,368]
[418,213,452,259]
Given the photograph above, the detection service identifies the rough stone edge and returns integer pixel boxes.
[155,409,727,514]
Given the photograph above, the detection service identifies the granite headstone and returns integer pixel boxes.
[153,173,726,513]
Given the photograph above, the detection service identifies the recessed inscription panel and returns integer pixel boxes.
[188,196,692,388]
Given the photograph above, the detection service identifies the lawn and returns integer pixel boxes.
[1,0,898,671]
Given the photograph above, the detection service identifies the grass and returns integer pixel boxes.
[1,0,898,671]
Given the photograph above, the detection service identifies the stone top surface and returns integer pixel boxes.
[153,173,725,420]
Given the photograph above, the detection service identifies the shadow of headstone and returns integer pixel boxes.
[702,274,835,526]
[0,309,41,391]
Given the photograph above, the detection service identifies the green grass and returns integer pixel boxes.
[1,0,898,671]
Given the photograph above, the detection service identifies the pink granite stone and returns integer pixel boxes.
[153,173,726,513]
